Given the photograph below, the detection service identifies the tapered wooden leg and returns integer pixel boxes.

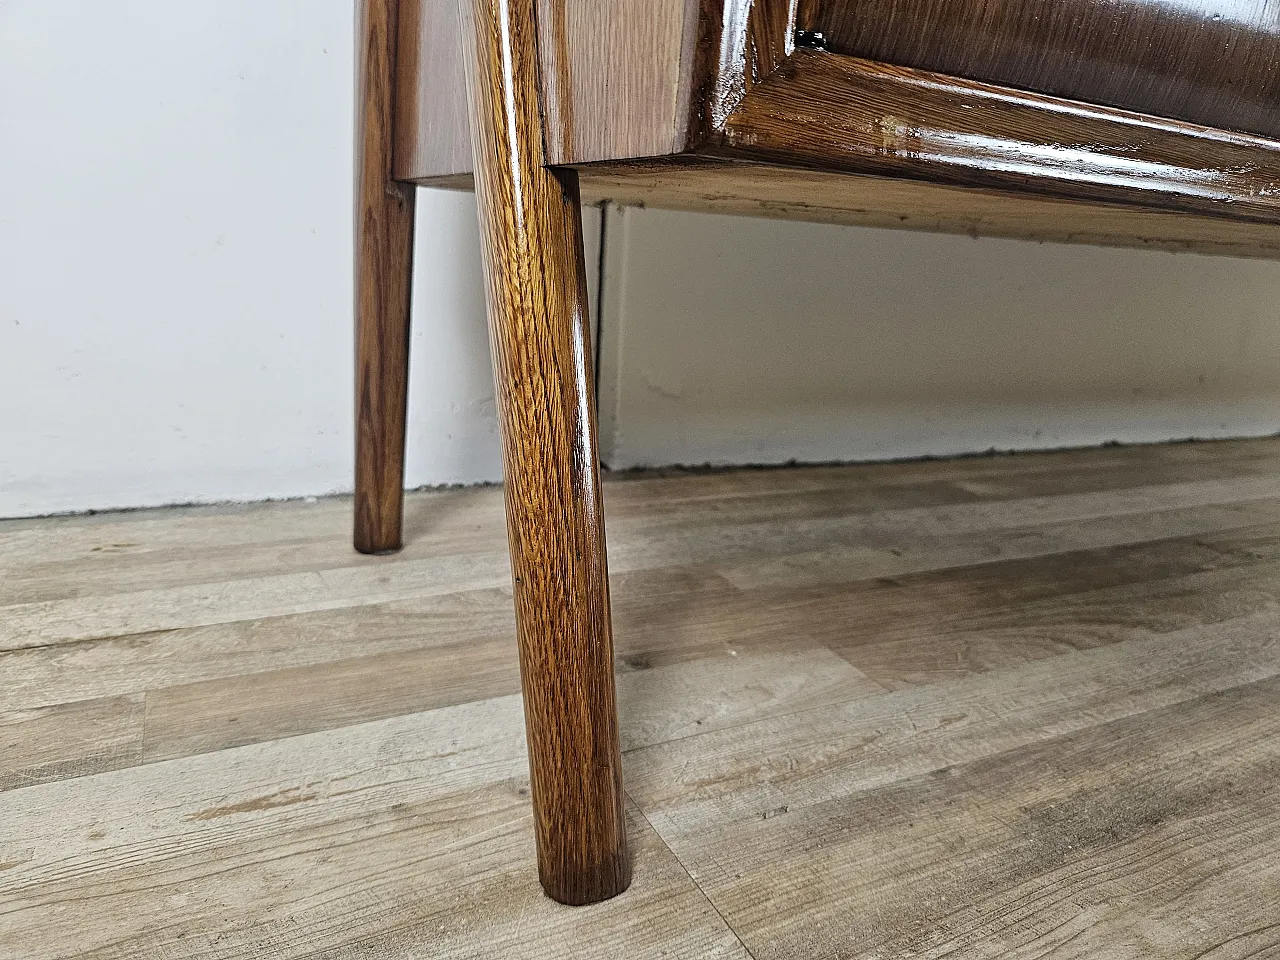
[458,0,631,906]
[354,0,416,555]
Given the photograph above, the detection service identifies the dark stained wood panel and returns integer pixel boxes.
[709,51,1280,225]
[687,0,797,139]
[355,0,416,554]
[395,160,1280,259]
[537,0,695,165]
[802,0,1280,140]
[392,0,1280,253]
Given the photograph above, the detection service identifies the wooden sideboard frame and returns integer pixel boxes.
[393,0,1280,233]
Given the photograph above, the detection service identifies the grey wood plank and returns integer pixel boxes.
[140,642,881,767]
[674,677,1280,959]
[626,610,1280,841]
[10,523,1280,787]
[826,536,1280,688]
[0,566,740,713]
[0,486,503,580]
[5,440,1277,608]
[606,451,1280,539]
[5,438,1280,957]
[600,438,1280,507]
[0,697,750,960]
[718,495,1280,593]
[8,474,1280,653]
[0,694,144,791]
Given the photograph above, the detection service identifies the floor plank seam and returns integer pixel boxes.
[623,787,761,960]
[620,671,892,758]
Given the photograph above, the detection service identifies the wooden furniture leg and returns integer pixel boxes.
[354,0,416,555]
[458,0,631,906]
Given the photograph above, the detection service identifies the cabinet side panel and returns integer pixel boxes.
[394,0,472,181]
[538,0,695,165]
[396,0,696,177]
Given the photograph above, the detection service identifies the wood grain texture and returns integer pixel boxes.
[9,469,1280,657]
[394,0,698,177]
[459,0,630,905]
[626,609,1280,843]
[400,71,1280,258]
[392,0,471,180]
[7,439,1280,954]
[537,0,694,164]
[397,163,1280,261]
[392,0,1280,254]
[652,672,1280,959]
[354,0,416,555]
[710,51,1280,225]
[577,161,1280,260]
[803,0,1280,141]
[0,694,144,791]
[685,0,797,139]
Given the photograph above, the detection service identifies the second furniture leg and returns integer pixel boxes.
[459,0,631,906]
[354,0,415,555]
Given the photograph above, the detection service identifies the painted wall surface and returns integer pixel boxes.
[596,207,1280,468]
[0,1,573,517]
[4,3,1280,518]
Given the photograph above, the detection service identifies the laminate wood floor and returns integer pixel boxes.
[3,439,1280,958]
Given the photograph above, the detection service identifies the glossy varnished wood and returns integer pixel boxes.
[575,161,1280,259]
[685,0,796,138]
[396,162,1280,259]
[708,51,1280,225]
[458,0,630,905]
[365,0,1280,905]
[802,0,1280,141]
[354,0,416,555]
[394,0,1280,174]
[391,0,1280,256]
[394,0,804,177]
[394,0,695,179]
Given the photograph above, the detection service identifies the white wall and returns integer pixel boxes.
[0,1,515,518]
[597,207,1280,468]
[0,0,615,518]
[3,2,1280,519]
